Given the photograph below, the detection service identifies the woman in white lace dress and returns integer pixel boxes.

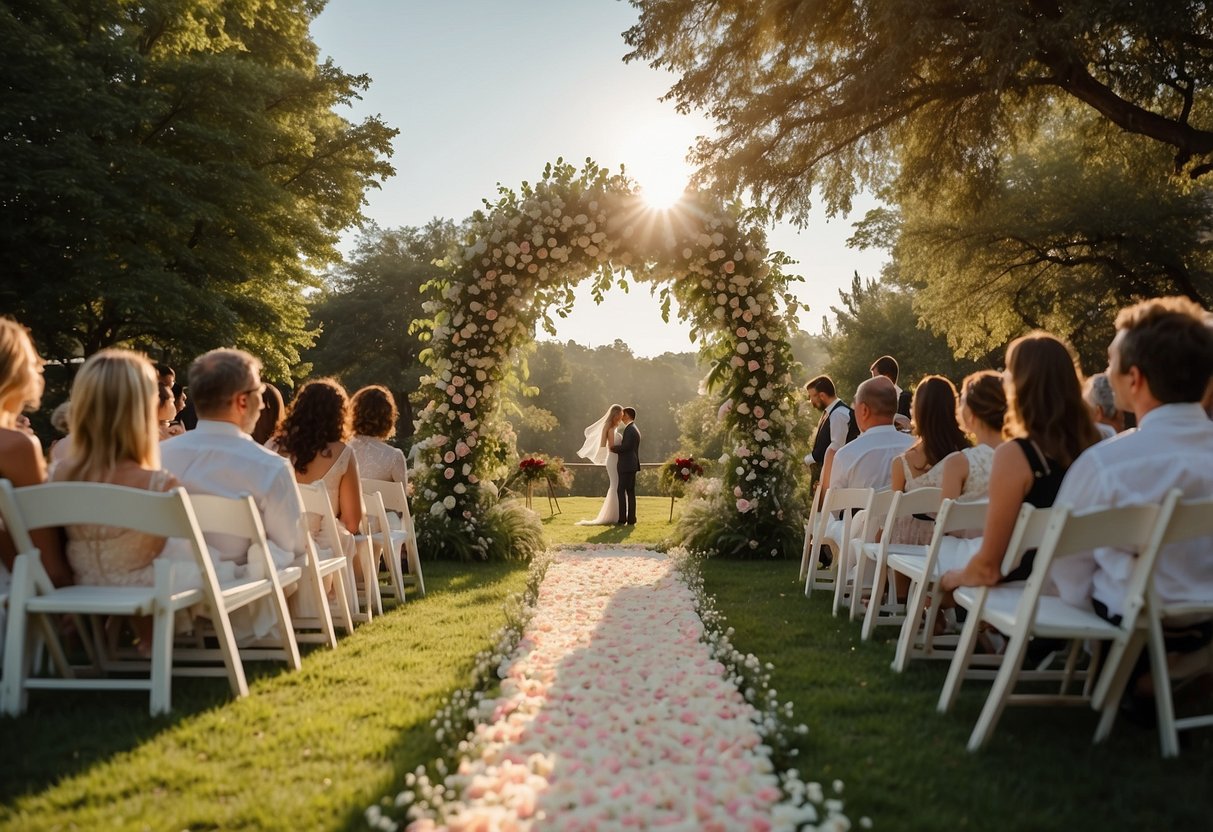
[889,376,972,545]
[939,370,1008,503]
[575,404,623,525]
[271,378,362,557]
[348,385,409,486]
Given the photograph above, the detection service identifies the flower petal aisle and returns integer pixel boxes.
[385,548,852,832]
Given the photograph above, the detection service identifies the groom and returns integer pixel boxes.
[610,406,641,525]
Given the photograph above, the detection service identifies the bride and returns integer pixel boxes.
[574,404,623,525]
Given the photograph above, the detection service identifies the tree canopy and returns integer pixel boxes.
[0,0,395,378]
[626,0,1213,220]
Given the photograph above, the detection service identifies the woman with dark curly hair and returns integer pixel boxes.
[271,378,362,556]
[348,385,409,486]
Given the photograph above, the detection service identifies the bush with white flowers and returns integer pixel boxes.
[411,159,806,560]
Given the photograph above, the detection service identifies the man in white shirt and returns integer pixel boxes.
[161,349,306,572]
[1052,296,1213,630]
[823,376,914,494]
[816,377,914,557]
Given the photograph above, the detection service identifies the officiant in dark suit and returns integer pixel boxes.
[610,406,641,524]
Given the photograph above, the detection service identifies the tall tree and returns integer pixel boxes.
[852,110,1213,368]
[626,1,1213,220]
[0,0,396,378]
[823,272,993,398]
[305,220,457,431]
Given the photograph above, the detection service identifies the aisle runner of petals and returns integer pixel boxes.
[389,549,852,831]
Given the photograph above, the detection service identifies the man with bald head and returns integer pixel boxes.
[820,375,914,497]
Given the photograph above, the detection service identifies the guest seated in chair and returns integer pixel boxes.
[938,370,1007,504]
[1050,297,1213,693]
[251,382,285,446]
[0,319,71,587]
[349,385,409,487]
[270,379,363,558]
[161,349,306,573]
[939,333,1101,591]
[51,350,183,651]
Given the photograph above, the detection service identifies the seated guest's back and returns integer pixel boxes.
[1052,297,1213,620]
[161,349,305,571]
[51,350,180,587]
[890,375,971,543]
[349,385,409,485]
[271,378,362,556]
[0,318,70,586]
[939,370,1007,502]
[939,333,1101,591]
[821,375,914,496]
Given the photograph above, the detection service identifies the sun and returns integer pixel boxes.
[621,126,696,210]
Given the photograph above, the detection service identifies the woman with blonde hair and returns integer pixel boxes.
[0,319,71,586]
[271,378,362,556]
[575,403,625,525]
[52,350,181,585]
[940,333,1102,590]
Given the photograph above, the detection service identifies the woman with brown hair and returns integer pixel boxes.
[271,378,362,556]
[251,382,285,446]
[938,370,1009,502]
[348,385,408,485]
[889,375,972,543]
[0,319,71,587]
[940,333,1102,589]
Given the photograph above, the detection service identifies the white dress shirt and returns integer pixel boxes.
[828,424,914,491]
[1051,403,1213,618]
[161,420,306,570]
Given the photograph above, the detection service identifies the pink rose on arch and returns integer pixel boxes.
[444,451,456,463]
[758,418,770,429]
[736,498,752,513]
[444,468,455,479]
[519,241,530,254]
[754,406,764,418]
[723,260,735,273]
[747,360,760,372]
[486,309,498,321]
[455,442,470,458]
[733,486,743,498]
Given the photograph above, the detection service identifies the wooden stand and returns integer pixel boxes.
[669,494,676,523]
[524,479,562,517]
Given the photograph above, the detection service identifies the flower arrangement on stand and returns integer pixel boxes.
[659,454,706,522]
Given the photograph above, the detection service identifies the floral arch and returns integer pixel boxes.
[410,160,807,560]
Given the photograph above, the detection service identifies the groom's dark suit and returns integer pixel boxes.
[611,421,641,524]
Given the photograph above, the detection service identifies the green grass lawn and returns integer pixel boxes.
[538,495,683,547]
[6,533,1209,832]
[0,560,529,832]
[701,558,1213,832]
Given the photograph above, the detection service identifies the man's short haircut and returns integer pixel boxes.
[623,406,637,420]
[1083,373,1117,419]
[154,362,175,381]
[856,376,898,417]
[806,375,836,397]
[1114,296,1213,403]
[188,349,260,417]
[870,355,899,382]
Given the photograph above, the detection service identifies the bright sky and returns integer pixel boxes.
[311,1,889,357]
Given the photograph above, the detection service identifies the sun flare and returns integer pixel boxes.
[621,124,697,211]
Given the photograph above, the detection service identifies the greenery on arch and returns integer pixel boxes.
[409,160,807,560]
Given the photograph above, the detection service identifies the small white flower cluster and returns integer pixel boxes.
[668,547,862,831]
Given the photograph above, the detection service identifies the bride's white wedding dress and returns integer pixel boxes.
[575,419,620,526]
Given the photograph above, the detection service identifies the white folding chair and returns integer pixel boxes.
[360,489,405,606]
[186,493,301,671]
[938,496,1173,752]
[804,487,872,609]
[362,477,424,597]
[1092,494,1213,757]
[293,483,354,641]
[798,490,821,584]
[297,482,376,625]
[844,489,897,621]
[890,499,989,671]
[0,480,255,716]
[858,487,944,640]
